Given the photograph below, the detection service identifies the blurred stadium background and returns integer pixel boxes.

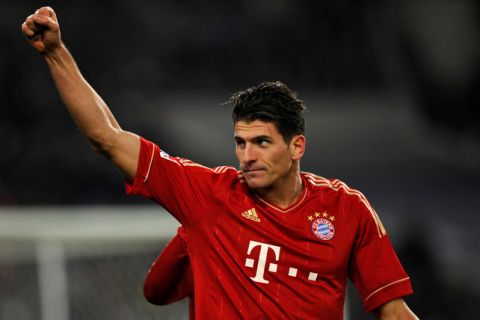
[1,0,479,319]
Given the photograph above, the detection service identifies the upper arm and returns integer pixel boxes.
[98,129,140,183]
[376,299,418,320]
[347,192,413,311]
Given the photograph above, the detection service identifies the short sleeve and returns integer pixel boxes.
[348,194,413,312]
[125,137,218,224]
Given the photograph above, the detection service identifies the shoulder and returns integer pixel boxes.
[172,160,243,190]
[211,165,241,176]
[174,161,241,186]
[145,138,241,186]
[302,172,386,236]
[144,138,238,179]
[211,166,244,186]
[302,172,365,201]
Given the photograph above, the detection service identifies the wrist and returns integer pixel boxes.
[42,42,66,60]
[42,43,70,66]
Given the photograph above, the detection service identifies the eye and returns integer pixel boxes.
[257,139,269,147]
[235,139,245,148]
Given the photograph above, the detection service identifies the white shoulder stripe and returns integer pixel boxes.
[306,179,332,188]
[303,172,330,183]
[214,166,228,173]
[305,176,332,188]
[213,166,237,174]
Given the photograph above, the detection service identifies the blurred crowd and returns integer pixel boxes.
[2,0,478,204]
[0,0,391,204]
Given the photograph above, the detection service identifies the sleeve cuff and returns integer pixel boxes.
[125,137,155,196]
[364,277,414,312]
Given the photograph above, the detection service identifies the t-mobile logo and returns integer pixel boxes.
[244,240,281,284]
[244,240,319,284]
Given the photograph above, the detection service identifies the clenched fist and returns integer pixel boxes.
[21,7,61,54]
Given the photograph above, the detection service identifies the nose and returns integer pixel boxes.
[242,143,257,164]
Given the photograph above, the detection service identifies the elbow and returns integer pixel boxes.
[87,138,105,155]
[84,127,119,158]
[143,285,158,305]
[143,284,169,306]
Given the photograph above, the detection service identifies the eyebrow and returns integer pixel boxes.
[234,135,272,142]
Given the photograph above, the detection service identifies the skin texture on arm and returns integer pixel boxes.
[21,7,139,181]
[376,299,419,320]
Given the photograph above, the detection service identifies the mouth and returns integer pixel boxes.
[242,166,264,172]
[242,168,265,177]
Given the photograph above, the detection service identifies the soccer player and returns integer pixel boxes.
[22,7,418,319]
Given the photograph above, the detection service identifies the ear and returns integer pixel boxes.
[290,135,306,160]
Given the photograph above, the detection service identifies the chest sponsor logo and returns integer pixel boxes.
[241,208,261,222]
[308,212,335,240]
[244,240,319,284]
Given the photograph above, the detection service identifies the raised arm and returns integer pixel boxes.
[21,7,139,182]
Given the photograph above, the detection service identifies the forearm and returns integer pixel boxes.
[376,299,419,320]
[43,44,120,152]
[23,7,140,180]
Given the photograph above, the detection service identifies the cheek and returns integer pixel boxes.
[269,150,291,171]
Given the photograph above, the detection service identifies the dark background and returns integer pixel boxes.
[1,0,480,318]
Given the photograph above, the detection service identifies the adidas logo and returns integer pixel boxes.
[241,208,261,222]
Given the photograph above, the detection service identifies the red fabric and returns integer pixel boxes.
[127,138,413,319]
[143,226,194,318]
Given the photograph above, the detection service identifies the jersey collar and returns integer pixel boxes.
[251,175,308,214]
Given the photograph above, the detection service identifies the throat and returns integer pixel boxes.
[255,175,304,210]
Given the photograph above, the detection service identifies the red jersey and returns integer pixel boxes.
[126,138,413,319]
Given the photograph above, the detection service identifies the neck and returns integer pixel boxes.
[255,169,304,209]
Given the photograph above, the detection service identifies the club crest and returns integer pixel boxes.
[308,212,335,240]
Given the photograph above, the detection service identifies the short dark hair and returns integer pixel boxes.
[230,81,306,142]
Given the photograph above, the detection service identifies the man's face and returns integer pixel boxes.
[234,120,303,190]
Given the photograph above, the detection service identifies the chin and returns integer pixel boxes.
[245,178,270,190]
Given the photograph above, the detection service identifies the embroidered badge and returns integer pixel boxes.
[308,212,335,240]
